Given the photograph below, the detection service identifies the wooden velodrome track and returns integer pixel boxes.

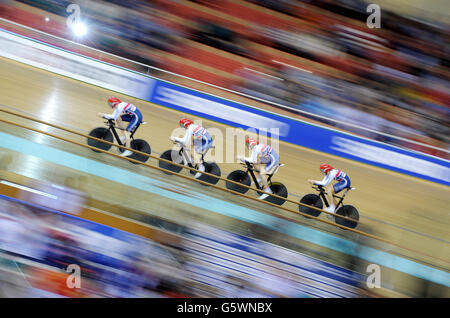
[0,56,449,280]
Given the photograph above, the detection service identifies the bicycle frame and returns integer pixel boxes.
[174,144,207,170]
[106,119,140,146]
[243,161,277,190]
[174,136,218,167]
[315,185,351,209]
[178,146,193,168]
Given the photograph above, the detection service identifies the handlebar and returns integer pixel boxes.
[240,160,253,168]
[171,139,185,147]
[104,119,126,130]
[239,161,263,173]
[312,184,324,192]
[170,140,189,155]
[239,160,284,170]
[104,118,115,126]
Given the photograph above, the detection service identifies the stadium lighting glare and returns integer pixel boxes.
[71,22,87,37]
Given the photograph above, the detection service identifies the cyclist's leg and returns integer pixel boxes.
[119,114,131,127]
[328,176,350,212]
[333,176,350,194]
[333,176,351,196]
[258,154,278,197]
[201,135,213,157]
[324,185,336,212]
[120,114,138,156]
[259,174,270,193]
[192,137,212,178]
[264,152,279,174]
[182,140,197,171]
[133,109,143,131]
[192,139,202,164]
[249,162,262,186]
[125,115,140,148]
[113,115,128,147]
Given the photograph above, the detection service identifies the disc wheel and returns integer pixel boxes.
[335,205,359,229]
[299,194,323,217]
[87,127,113,152]
[225,170,251,194]
[159,149,184,174]
[196,162,221,185]
[263,182,288,205]
[128,139,151,163]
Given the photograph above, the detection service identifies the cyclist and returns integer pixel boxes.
[170,118,213,178]
[237,138,279,200]
[308,164,351,214]
[98,97,143,157]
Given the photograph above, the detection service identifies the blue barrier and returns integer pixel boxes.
[149,80,450,186]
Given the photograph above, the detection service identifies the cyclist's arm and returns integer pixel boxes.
[243,149,259,163]
[314,170,337,186]
[103,107,121,120]
[175,126,193,145]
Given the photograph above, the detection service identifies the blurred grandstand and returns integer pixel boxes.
[0,0,449,299]
[1,0,449,159]
[0,192,370,298]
